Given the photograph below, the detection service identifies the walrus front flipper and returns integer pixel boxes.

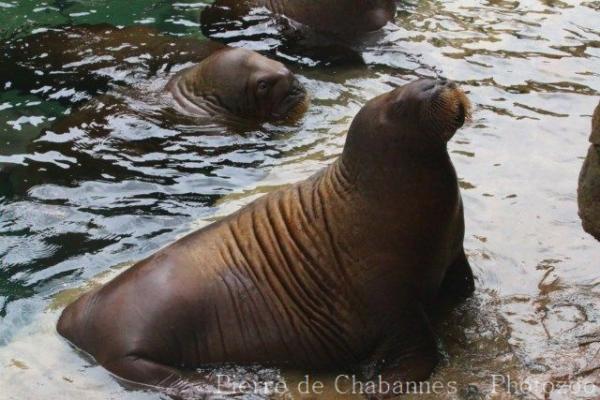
[437,249,475,305]
[361,306,439,399]
[103,355,184,388]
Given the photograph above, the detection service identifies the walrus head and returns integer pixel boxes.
[168,47,308,124]
[342,78,471,172]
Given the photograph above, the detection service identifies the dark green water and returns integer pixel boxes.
[1,1,600,399]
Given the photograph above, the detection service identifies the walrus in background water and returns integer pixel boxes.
[199,0,395,67]
[165,46,307,123]
[0,24,308,125]
[201,0,396,37]
[57,78,474,397]
[578,101,600,241]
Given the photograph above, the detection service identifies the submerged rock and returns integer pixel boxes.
[578,101,600,241]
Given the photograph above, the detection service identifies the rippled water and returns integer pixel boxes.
[1,1,599,399]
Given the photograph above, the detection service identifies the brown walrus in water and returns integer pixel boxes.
[57,78,474,397]
[164,46,307,124]
[578,101,600,241]
[201,0,396,36]
[0,24,308,125]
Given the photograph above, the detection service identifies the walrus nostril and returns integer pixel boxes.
[290,81,305,95]
[436,78,458,91]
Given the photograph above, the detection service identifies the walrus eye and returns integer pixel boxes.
[257,80,269,93]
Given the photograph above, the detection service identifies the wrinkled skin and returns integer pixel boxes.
[166,47,307,123]
[201,0,396,37]
[578,101,600,241]
[0,24,307,124]
[57,79,474,397]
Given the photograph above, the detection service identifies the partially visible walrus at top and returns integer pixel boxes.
[200,0,395,66]
[1,24,221,97]
[578,101,600,241]
[57,78,474,398]
[201,0,396,37]
[0,24,308,125]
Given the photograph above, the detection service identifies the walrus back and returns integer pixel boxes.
[3,24,225,101]
[57,291,99,355]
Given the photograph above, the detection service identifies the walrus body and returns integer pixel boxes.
[578,101,600,241]
[57,79,474,395]
[0,24,223,99]
[201,0,396,36]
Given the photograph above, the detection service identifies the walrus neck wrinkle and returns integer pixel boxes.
[321,159,357,203]
[308,160,367,300]
[172,65,237,120]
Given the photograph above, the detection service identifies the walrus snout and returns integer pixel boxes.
[270,76,308,121]
[428,80,472,140]
[386,78,470,141]
[290,78,305,96]
[282,76,306,100]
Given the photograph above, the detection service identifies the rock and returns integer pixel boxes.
[578,102,600,241]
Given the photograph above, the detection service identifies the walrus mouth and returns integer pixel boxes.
[428,81,472,141]
[271,85,309,123]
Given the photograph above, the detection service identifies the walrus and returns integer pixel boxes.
[164,46,307,123]
[57,78,474,397]
[201,0,396,37]
[0,24,308,124]
[578,101,600,241]
[199,0,395,67]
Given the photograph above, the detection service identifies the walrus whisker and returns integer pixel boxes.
[424,85,472,141]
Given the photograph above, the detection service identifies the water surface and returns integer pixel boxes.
[1,1,600,399]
